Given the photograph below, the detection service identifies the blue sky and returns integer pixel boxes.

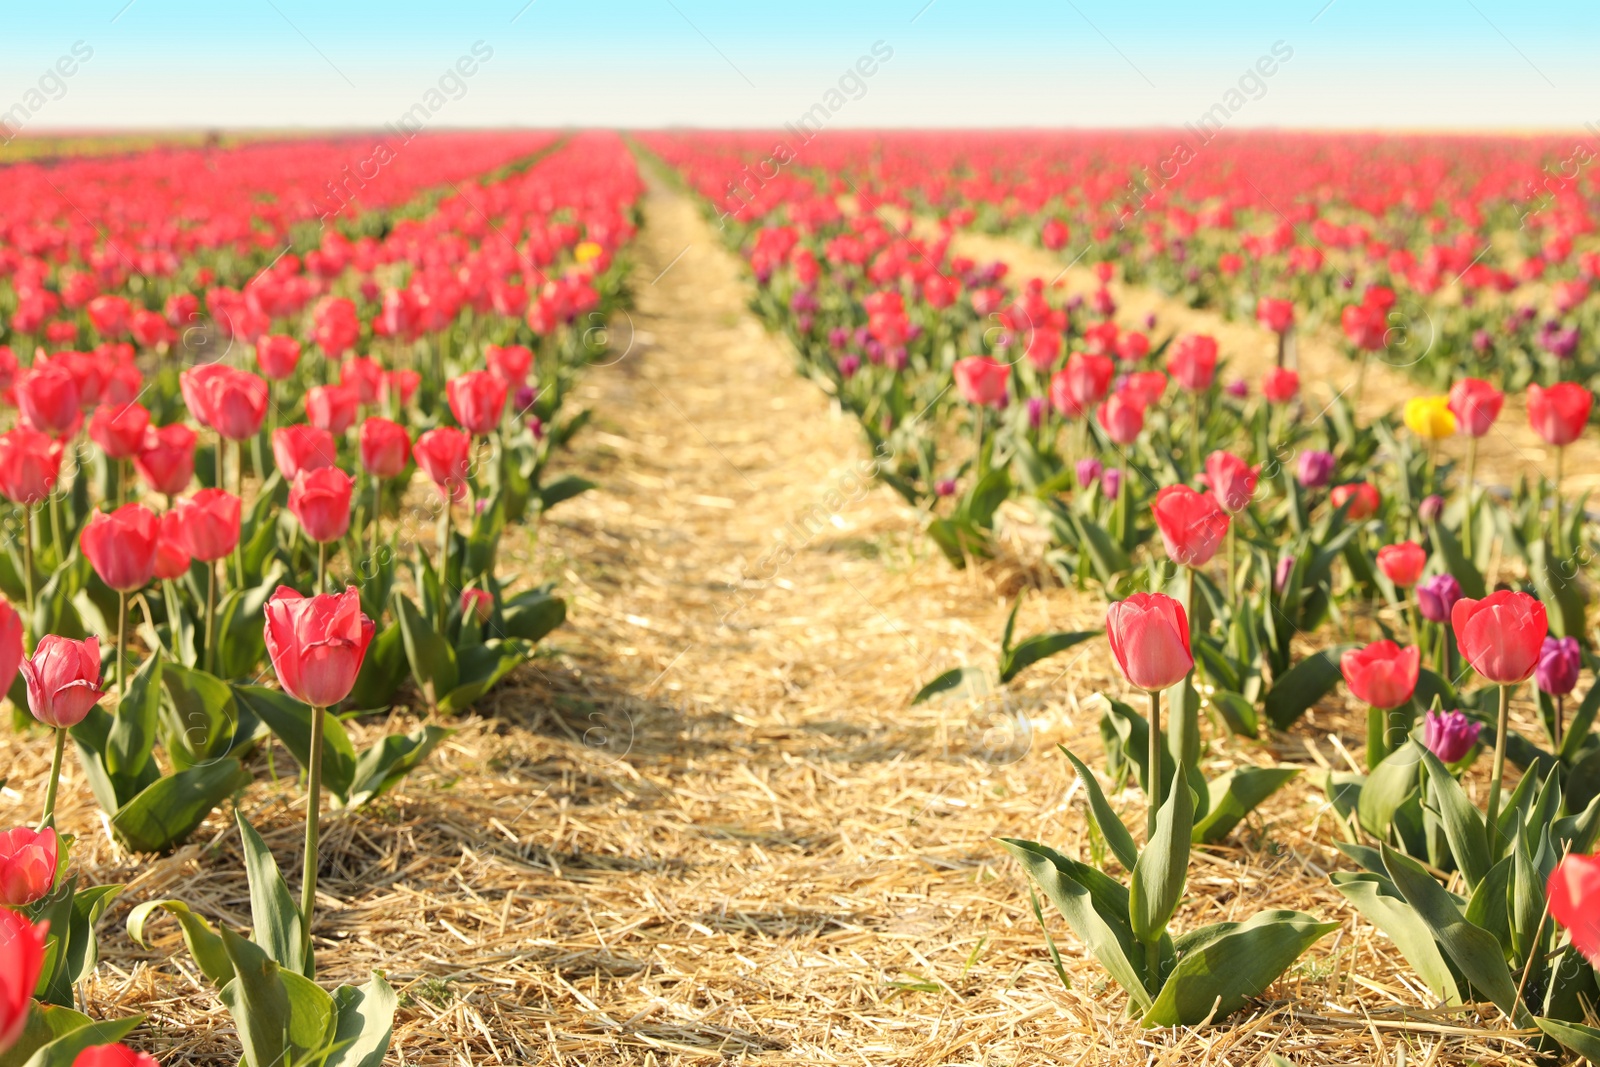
[3,0,1597,129]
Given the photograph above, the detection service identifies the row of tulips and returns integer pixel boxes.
[650,134,1600,1059]
[0,132,644,1065]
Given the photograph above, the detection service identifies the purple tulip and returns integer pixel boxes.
[1419,494,1445,525]
[1471,329,1493,354]
[838,353,861,378]
[1226,378,1249,399]
[1076,457,1104,488]
[1424,709,1481,764]
[935,478,958,498]
[526,415,545,441]
[513,384,536,411]
[1416,573,1462,623]
[1102,468,1123,500]
[1542,325,1581,360]
[1027,396,1047,429]
[1537,635,1582,696]
[1298,450,1335,489]
[828,326,850,349]
[1143,312,1158,330]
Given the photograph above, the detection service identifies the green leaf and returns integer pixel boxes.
[236,812,307,977]
[126,899,236,986]
[105,653,162,783]
[396,595,459,707]
[1192,767,1300,844]
[1429,520,1486,600]
[911,666,990,705]
[438,640,533,714]
[500,591,566,643]
[1535,1018,1600,1062]
[1464,855,1514,958]
[348,622,407,710]
[1206,691,1258,739]
[110,758,251,854]
[1143,911,1338,1027]
[52,883,122,997]
[999,838,1154,1013]
[1059,746,1138,872]
[1380,844,1525,1023]
[538,474,597,512]
[998,630,1097,685]
[280,969,339,1059]
[1530,539,1586,641]
[233,685,357,803]
[219,928,293,1067]
[1068,513,1132,587]
[1332,873,1463,1004]
[1419,749,1490,892]
[1264,647,1349,731]
[345,726,451,809]
[1358,742,1422,839]
[0,1004,93,1067]
[325,974,398,1067]
[1129,763,1193,943]
[159,664,239,769]
[9,1014,142,1067]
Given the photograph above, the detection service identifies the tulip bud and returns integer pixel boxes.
[1101,468,1122,500]
[1419,494,1445,525]
[22,635,108,729]
[1274,554,1295,593]
[1106,592,1193,693]
[1297,449,1335,488]
[1075,458,1103,488]
[0,826,58,907]
[1423,709,1481,764]
[1417,573,1463,623]
[935,478,957,497]
[1537,635,1582,696]
[461,588,494,626]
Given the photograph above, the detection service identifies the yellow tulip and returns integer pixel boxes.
[574,240,603,264]
[1403,395,1456,440]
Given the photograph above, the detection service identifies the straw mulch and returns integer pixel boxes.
[0,166,1563,1066]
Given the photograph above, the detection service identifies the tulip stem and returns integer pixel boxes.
[116,590,127,699]
[370,476,381,570]
[1463,436,1478,561]
[21,505,34,645]
[317,540,327,596]
[438,501,452,630]
[40,727,66,830]
[233,439,245,590]
[1366,706,1391,772]
[1552,446,1565,560]
[203,560,217,676]
[1486,683,1512,852]
[1553,694,1565,754]
[300,703,325,974]
[1148,687,1163,839]
[48,490,62,565]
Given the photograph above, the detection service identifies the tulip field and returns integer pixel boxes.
[2,126,1600,1066]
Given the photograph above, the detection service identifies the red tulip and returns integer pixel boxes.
[1151,484,1229,567]
[1096,392,1145,445]
[1377,541,1427,587]
[0,429,64,505]
[359,417,410,479]
[1330,481,1381,520]
[256,334,302,380]
[0,600,22,699]
[89,402,152,460]
[1451,590,1548,684]
[130,309,173,350]
[1256,297,1295,334]
[16,361,81,436]
[22,634,108,729]
[181,365,268,441]
[272,425,337,482]
[1121,371,1167,408]
[341,357,385,405]
[382,369,420,408]
[1167,334,1218,392]
[134,423,198,496]
[1261,367,1300,404]
[1527,382,1593,447]
[461,588,493,625]
[1201,450,1258,513]
[289,468,354,544]
[1341,301,1388,351]
[264,585,375,708]
[1447,378,1504,438]
[486,344,534,385]
[0,908,49,1053]
[1049,352,1114,417]
[1548,852,1600,967]
[1106,592,1193,692]
[80,504,159,592]
[173,489,241,562]
[154,510,190,581]
[306,384,360,436]
[447,371,509,435]
[87,295,131,338]
[0,826,57,907]
[952,357,1010,408]
[70,1045,160,1067]
[1341,640,1420,709]
[414,427,472,502]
